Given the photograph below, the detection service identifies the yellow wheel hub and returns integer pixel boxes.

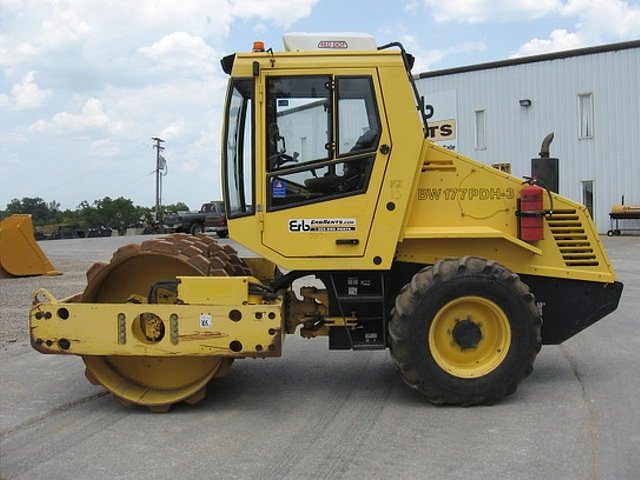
[428,296,511,378]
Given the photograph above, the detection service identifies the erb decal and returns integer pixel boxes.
[288,218,356,232]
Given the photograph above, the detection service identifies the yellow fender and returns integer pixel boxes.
[0,214,61,277]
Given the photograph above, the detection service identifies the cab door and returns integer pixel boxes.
[261,70,390,259]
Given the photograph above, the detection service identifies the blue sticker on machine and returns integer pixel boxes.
[273,180,287,198]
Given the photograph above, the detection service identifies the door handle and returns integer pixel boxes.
[336,239,359,245]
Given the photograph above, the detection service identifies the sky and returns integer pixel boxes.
[1,0,639,212]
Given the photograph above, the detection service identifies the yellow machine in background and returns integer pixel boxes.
[30,34,622,411]
[0,214,60,277]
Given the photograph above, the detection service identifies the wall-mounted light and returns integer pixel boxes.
[519,99,532,107]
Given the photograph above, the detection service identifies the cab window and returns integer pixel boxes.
[223,78,254,218]
[267,76,332,171]
[337,77,380,156]
[267,75,380,210]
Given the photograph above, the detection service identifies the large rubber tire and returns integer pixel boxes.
[389,256,542,406]
[81,233,252,411]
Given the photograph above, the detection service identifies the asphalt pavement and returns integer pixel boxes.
[1,235,638,480]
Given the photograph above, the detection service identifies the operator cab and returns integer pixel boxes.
[221,34,425,267]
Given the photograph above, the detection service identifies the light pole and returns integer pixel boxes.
[152,137,165,222]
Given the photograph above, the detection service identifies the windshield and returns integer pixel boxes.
[223,79,254,218]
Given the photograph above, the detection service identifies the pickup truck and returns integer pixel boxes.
[163,201,228,237]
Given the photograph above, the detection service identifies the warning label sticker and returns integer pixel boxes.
[288,218,356,232]
[199,313,212,328]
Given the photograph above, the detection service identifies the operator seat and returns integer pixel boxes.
[304,130,378,194]
[349,129,378,153]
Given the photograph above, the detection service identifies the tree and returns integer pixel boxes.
[2,197,62,225]
[76,196,153,235]
[163,202,190,213]
[2,196,191,235]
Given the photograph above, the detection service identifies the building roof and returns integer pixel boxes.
[416,40,640,79]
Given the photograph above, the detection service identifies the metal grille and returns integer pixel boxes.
[547,209,599,267]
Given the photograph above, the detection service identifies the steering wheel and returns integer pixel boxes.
[270,151,299,168]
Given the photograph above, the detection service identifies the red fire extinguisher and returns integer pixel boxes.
[518,179,545,241]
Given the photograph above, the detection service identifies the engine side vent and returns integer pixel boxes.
[547,209,599,267]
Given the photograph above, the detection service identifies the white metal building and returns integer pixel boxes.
[415,40,640,233]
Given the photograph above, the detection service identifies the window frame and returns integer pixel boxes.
[578,92,594,140]
[474,108,486,151]
[222,77,255,219]
[266,75,333,173]
[265,74,381,212]
[335,76,381,158]
[581,179,595,220]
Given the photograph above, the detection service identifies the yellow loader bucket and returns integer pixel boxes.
[0,214,61,277]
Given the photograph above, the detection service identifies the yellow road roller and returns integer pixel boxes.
[29,34,623,411]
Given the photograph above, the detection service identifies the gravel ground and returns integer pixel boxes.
[0,258,90,348]
[0,235,160,349]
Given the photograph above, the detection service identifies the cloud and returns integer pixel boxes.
[512,0,640,55]
[93,138,123,157]
[230,0,319,27]
[0,0,322,209]
[29,98,122,134]
[0,2,92,74]
[424,0,561,23]
[560,0,640,40]
[394,33,486,72]
[139,32,217,75]
[0,71,50,110]
[421,0,640,57]
[405,1,421,13]
[38,7,93,50]
[159,120,188,140]
[512,29,582,56]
